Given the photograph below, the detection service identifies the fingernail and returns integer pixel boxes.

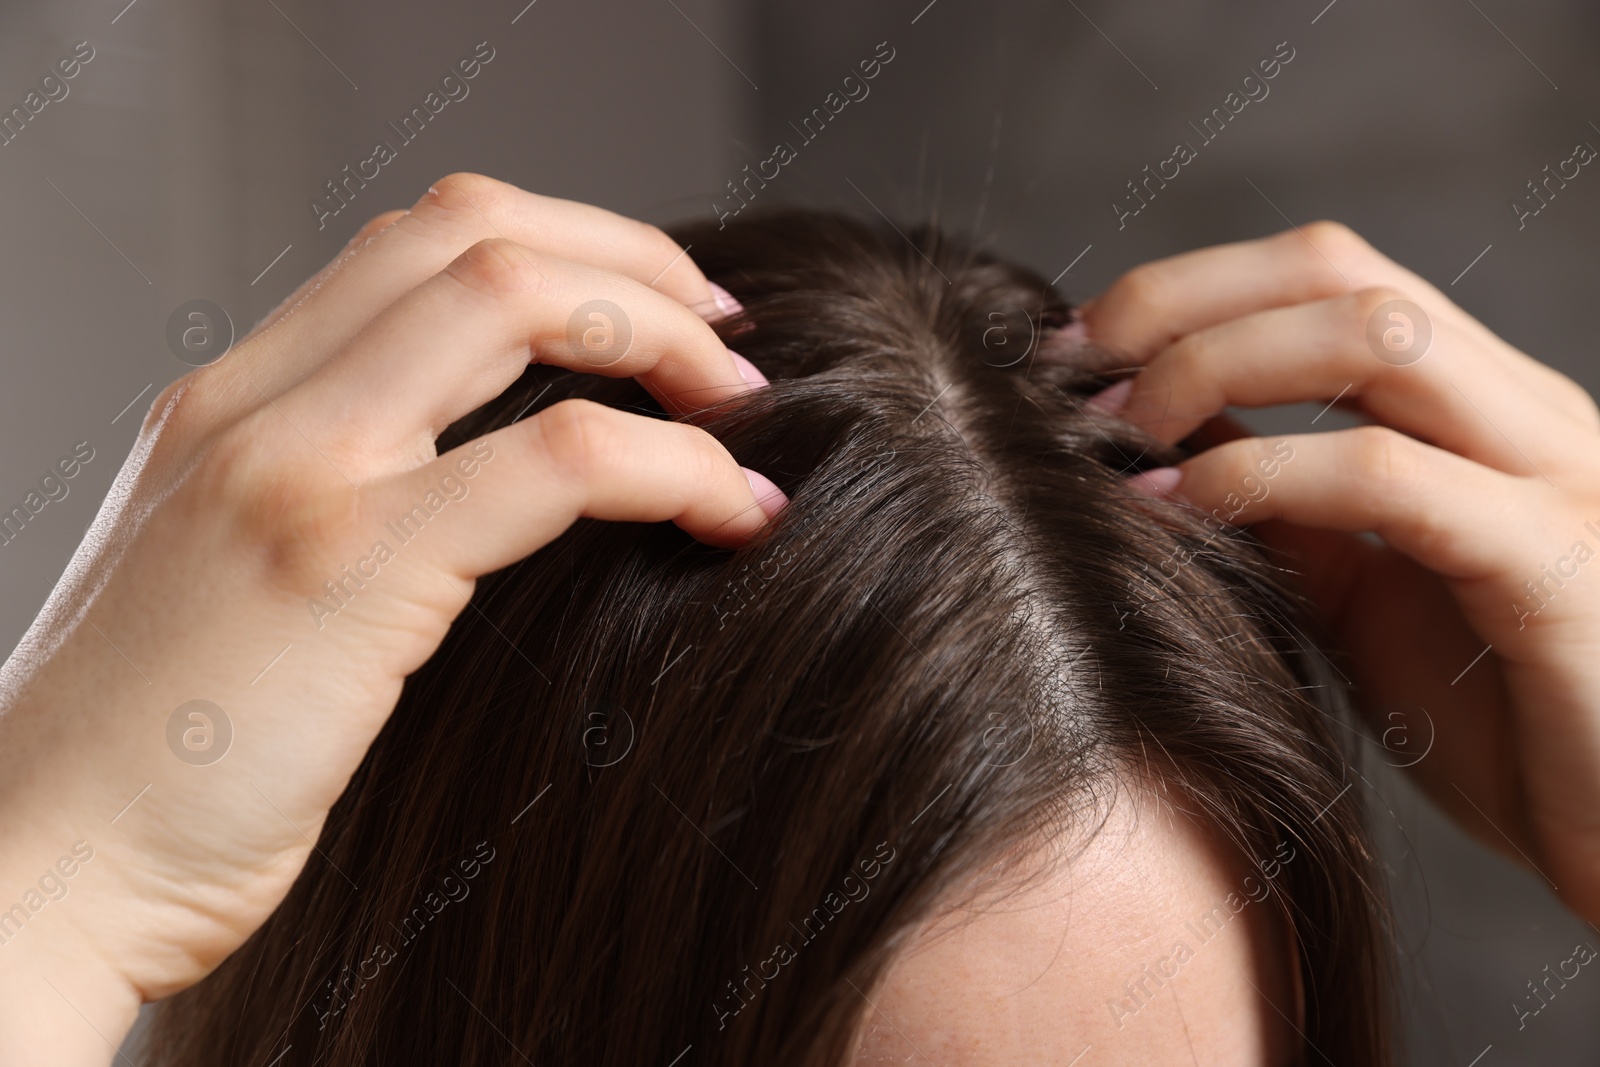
[1087,378,1133,414]
[730,351,769,390]
[1055,318,1088,343]
[742,467,788,519]
[709,282,743,320]
[1125,467,1182,498]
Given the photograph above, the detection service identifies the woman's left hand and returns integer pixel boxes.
[1081,221,1600,924]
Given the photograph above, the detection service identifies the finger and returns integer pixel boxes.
[400,175,727,316]
[1176,420,1375,623]
[1084,223,1596,428]
[284,239,761,468]
[1084,223,1387,360]
[1149,427,1543,580]
[1113,288,1577,475]
[368,399,786,577]
[244,175,729,395]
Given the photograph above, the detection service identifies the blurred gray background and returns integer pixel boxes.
[2,0,1597,1062]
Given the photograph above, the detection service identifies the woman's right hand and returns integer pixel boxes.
[0,174,782,1066]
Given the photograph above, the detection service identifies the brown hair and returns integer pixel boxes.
[141,211,1393,1065]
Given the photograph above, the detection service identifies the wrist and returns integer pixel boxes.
[0,898,142,1066]
[0,766,144,1065]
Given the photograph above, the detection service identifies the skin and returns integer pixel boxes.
[0,174,782,1065]
[0,180,1594,1064]
[1089,223,1600,924]
[851,785,1299,1066]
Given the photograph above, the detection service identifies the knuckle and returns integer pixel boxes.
[1347,424,1415,492]
[1284,220,1371,280]
[1298,218,1356,247]
[1349,284,1410,321]
[1160,330,1211,379]
[445,238,549,299]
[673,421,731,481]
[535,399,615,485]
[1299,219,1368,260]
[1221,436,1278,480]
[1112,262,1169,313]
[415,172,510,220]
[633,219,688,265]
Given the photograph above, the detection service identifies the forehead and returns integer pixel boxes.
[849,785,1298,1066]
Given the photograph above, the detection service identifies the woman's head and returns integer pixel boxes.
[143,211,1391,1065]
